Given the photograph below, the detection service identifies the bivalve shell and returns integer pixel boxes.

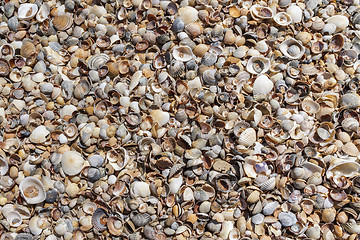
[19,177,46,204]
[61,151,85,176]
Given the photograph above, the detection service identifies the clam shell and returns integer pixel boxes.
[329,34,344,52]
[342,142,360,156]
[253,75,274,100]
[279,38,305,60]
[250,5,274,20]
[19,177,46,204]
[6,211,22,227]
[326,159,360,178]
[131,181,151,197]
[278,212,297,227]
[61,151,85,176]
[301,98,320,114]
[286,4,302,23]
[36,3,50,22]
[29,126,50,143]
[343,219,360,234]
[246,56,270,75]
[18,4,38,20]
[274,12,292,26]
[202,68,219,85]
[238,128,257,147]
[0,150,8,176]
[178,6,199,25]
[92,208,108,232]
[53,14,73,31]
[0,59,10,76]
[88,53,110,70]
[172,46,194,62]
[326,15,349,32]
[107,216,123,236]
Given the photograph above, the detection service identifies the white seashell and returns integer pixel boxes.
[61,151,85,176]
[29,126,50,143]
[177,7,199,25]
[131,181,151,197]
[18,4,38,20]
[0,150,9,176]
[253,75,274,100]
[6,211,22,227]
[237,128,256,148]
[326,15,349,32]
[172,46,194,62]
[36,3,50,22]
[219,221,234,239]
[278,212,297,227]
[255,40,269,53]
[274,12,292,26]
[252,213,265,225]
[228,228,241,240]
[88,53,110,70]
[29,216,43,236]
[263,201,279,215]
[83,202,98,214]
[287,4,302,23]
[182,187,194,202]
[250,5,274,20]
[279,38,305,60]
[343,219,360,234]
[60,105,77,118]
[19,177,46,204]
[326,159,360,178]
[169,176,183,194]
[150,110,170,127]
[246,56,270,75]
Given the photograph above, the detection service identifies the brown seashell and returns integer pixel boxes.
[107,216,123,236]
[20,42,37,58]
[185,22,204,38]
[52,14,73,31]
[0,59,10,76]
[229,6,241,18]
[96,36,111,49]
[329,34,344,52]
[135,41,149,51]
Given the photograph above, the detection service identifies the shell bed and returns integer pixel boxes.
[1,0,360,239]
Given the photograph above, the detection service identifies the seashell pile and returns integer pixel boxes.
[2,0,360,239]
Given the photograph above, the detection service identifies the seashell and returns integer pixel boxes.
[238,128,257,147]
[342,118,359,132]
[312,17,325,31]
[150,110,169,127]
[253,75,274,100]
[172,46,194,62]
[247,56,270,75]
[202,68,219,85]
[201,52,218,66]
[260,177,276,191]
[307,172,322,185]
[88,53,110,70]
[61,151,85,176]
[6,211,22,227]
[250,5,274,21]
[19,177,46,204]
[74,79,91,100]
[131,181,151,197]
[177,6,198,25]
[107,216,123,236]
[274,12,292,26]
[36,3,50,22]
[18,4,38,20]
[327,160,360,178]
[185,22,204,38]
[52,14,73,31]
[279,38,305,60]
[20,42,37,58]
[172,18,185,33]
[219,221,234,239]
[301,98,320,114]
[228,228,240,240]
[340,93,360,109]
[286,4,302,23]
[0,59,10,76]
[263,201,279,215]
[329,34,344,52]
[29,126,50,143]
[229,6,241,18]
[322,23,337,34]
[311,41,326,54]
[342,142,360,156]
[83,202,97,214]
[0,44,15,57]
[343,219,360,234]
[168,59,185,77]
[92,208,108,232]
[96,36,111,49]
[340,49,358,66]
[326,15,349,32]
[278,212,297,227]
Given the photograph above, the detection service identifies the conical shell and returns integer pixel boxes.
[19,177,46,204]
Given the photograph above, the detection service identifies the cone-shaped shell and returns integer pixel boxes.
[19,177,46,204]
[61,151,85,176]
